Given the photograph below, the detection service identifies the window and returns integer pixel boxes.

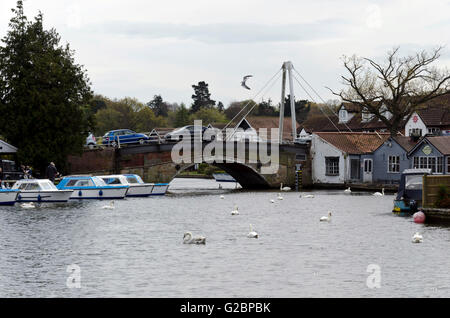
[364,159,373,173]
[409,128,422,136]
[388,156,400,173]
[325,157,339,176]
[339,110,348,123]
[405,175,423,190]
[413,156,444,174]
[428,128,440,135]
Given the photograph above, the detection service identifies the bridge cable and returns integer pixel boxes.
[225,69,284,141]
[293,67,353,132]
[291,73,342,133]
[221,67,282,133]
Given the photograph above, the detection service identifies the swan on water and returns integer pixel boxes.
[270,199,275,203]
[231,206,239,215]
[301,194,315,198]
[247,224,258,238]
[373,188,385,196]
[320,212,332,222]
[20,202,35,209]
[344,187,351,193]
[102,201,115,209]
[183,232,206,244]
[277,193,283,200]
[412,232,423,243]
[280,183,291,191]
[220,195,225,199]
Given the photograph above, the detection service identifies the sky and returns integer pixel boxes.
[0,0,449,107]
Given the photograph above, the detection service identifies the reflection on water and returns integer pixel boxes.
[0,178,449,297]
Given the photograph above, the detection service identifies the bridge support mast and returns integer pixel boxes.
[279,61,297,143]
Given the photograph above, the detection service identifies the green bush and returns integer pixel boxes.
[436,185,450,208]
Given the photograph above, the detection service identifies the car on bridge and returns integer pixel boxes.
[164,125,217,142]
[102,129,150,147]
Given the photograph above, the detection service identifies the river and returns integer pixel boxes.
[0,178,449,297]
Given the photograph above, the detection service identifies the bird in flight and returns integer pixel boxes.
[241,75,253,90]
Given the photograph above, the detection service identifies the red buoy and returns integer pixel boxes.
[413,211,426,224]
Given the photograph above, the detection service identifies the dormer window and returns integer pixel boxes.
[339,109,348,123]
[361,109,374,123]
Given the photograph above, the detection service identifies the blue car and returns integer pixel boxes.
[102,129,149,147]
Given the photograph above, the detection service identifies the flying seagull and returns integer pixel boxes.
[241,75,253,90]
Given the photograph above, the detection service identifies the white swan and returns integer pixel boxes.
[412,232,423,243]
[280,183,291,191]
[102,201,115,209]
[231,206,239,215]
[344,187,351,193]
[270,199,275,203]
[183,232,206,244]
[247,224,258,238]
[277,193,283,200]
[301,194,315,198]
[320,212,332,222]
[20,202,35,209]
[373,188,385,196]
[220,195,225,199]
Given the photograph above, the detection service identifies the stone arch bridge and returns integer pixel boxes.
[67,141,311,189]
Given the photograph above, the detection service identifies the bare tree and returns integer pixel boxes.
[330,47,450,136]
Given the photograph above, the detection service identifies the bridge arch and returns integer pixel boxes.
[174,160,270,189]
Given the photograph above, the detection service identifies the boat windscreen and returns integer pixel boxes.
[405,175,423,190]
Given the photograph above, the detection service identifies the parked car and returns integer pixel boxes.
[86,132,97,148]
[102,129,149,147]
[164,125,216,141]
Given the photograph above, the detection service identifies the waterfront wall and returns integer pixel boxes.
[423,175,450,208]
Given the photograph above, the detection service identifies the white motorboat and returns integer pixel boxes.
[12,179,73,203]
[57,176,128,199]
[0,189,19,205]
[123,174,168,196]
[99,174,154,197]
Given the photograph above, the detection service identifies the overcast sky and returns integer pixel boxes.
[1,0,449,107]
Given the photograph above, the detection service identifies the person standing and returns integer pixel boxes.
[45,162,59,183]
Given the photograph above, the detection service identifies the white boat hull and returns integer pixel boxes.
[0,191,18,205]
[17,190,73,203]
[127,184,154,197]
[151,184,169,196]
[69,187,128,200]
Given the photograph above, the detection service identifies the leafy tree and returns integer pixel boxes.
[217,101,224,112]
[0,1,92,173]
[224,100,257,120]
[94,97,166,134]
[191,81,215,113]
[147,94,169,117]
[256,98,278,116]
[330,47,450,136]
[174,103,190,127]
[190,108,227,125]
[283,95,311,123]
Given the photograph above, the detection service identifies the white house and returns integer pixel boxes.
[405,98,450,136]
[311,132,389,185]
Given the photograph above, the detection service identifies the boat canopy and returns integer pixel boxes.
[123,174,145,184]
[12,179,58,191]
[57,176,111,188]
[395,169,432,201]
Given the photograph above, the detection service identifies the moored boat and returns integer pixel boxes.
[0,188,19,205]
[99,174,154,197]
[12,179,73,203]
[151,183,169,196]
[393,169,432,215]
[57,176,128,199]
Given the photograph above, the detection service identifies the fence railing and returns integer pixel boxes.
[422,175,450,208]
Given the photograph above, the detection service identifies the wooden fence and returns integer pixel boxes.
[422,175,450,208]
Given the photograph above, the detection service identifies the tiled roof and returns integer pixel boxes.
[392,136,419,152]
[426,136,450,155]
[315,132,390,154]
[416,96,450,126]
